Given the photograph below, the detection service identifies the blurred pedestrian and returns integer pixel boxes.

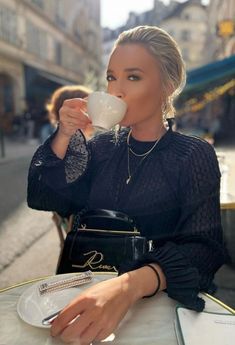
[38,110,55,144]
[45,85,93,140]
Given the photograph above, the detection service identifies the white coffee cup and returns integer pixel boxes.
[87,91,127,131]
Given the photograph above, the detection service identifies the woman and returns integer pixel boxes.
[27,26,226,344]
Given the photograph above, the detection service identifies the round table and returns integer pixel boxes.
[220,192,235,210]
[0,273,234,345]
[220,192,235,266]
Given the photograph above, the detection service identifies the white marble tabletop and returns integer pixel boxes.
[0,273,233,345]
[217,150,235,209]
[220,192,235,209]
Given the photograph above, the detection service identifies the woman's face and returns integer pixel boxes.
[107,43,164,127]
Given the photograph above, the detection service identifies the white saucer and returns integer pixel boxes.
[17,274,100,328]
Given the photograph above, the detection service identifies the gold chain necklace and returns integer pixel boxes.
[127,126,163,157]
[126,128,163,184]
[126,148,149,184]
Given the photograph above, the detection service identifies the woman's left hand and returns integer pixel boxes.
[50,275,138,344]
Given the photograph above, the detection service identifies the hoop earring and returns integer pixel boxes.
[162,97,175,120]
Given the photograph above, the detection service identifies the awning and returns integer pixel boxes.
[176,55,235,115]
[38,70,75,86]
[181,54,235,98]
[24,64,77,107]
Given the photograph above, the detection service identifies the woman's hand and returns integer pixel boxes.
[58,98,92,138]
[50,275,139,345]
[50,265,166,344]
[51,98,92,159]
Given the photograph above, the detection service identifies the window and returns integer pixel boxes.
[55,0,66,28]
[0,6,19,46]
[181,30,190,41]
[87,31,96,54]
[55,41,62,65]
[31,0,44,9]
[182,48,189,60]
[0,75,14,113]
[184,13,190,20]
[26,21,48,59]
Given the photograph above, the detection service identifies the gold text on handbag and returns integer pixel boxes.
[72,250,118,272]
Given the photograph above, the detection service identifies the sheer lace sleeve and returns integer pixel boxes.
[119,138,227,311]
[64,130,89,184]
[27,129,90,215]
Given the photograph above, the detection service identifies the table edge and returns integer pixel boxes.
[202,292,235,314]
[1,275,234,315]
[220,202,235,210]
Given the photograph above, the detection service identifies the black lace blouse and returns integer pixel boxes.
[27,128,227,311]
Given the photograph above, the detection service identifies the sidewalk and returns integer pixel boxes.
[0,203,55,274]
[0,218,60,289]
[0,137,39,164]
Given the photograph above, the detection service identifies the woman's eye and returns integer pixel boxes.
[106,75,115,81]
[128,75,140,81]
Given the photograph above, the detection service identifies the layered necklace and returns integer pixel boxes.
[126,126,165,184]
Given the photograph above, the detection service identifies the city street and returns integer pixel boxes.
[0,138,234,309]
[0,139,60,288]
[0,157,31,223]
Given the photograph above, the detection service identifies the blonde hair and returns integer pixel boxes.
[114,25,186,119]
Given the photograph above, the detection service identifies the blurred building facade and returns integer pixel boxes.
[160,0,209,70]
[0,0,101,133]
[176,0,235,143]
[102,0,175,77]
[208,0,235,60]
[102,0,209,77]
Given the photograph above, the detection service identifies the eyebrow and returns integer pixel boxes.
[107,67,144,74]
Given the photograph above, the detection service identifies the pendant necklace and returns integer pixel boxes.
[126,148,148,184]
[126,128,163,185]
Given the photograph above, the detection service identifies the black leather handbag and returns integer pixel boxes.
[56,209,148,274]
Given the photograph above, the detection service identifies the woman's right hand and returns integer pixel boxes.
[58,98,92,138]
[51,98,92,159]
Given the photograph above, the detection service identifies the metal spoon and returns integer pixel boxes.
[42,310,61,326]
